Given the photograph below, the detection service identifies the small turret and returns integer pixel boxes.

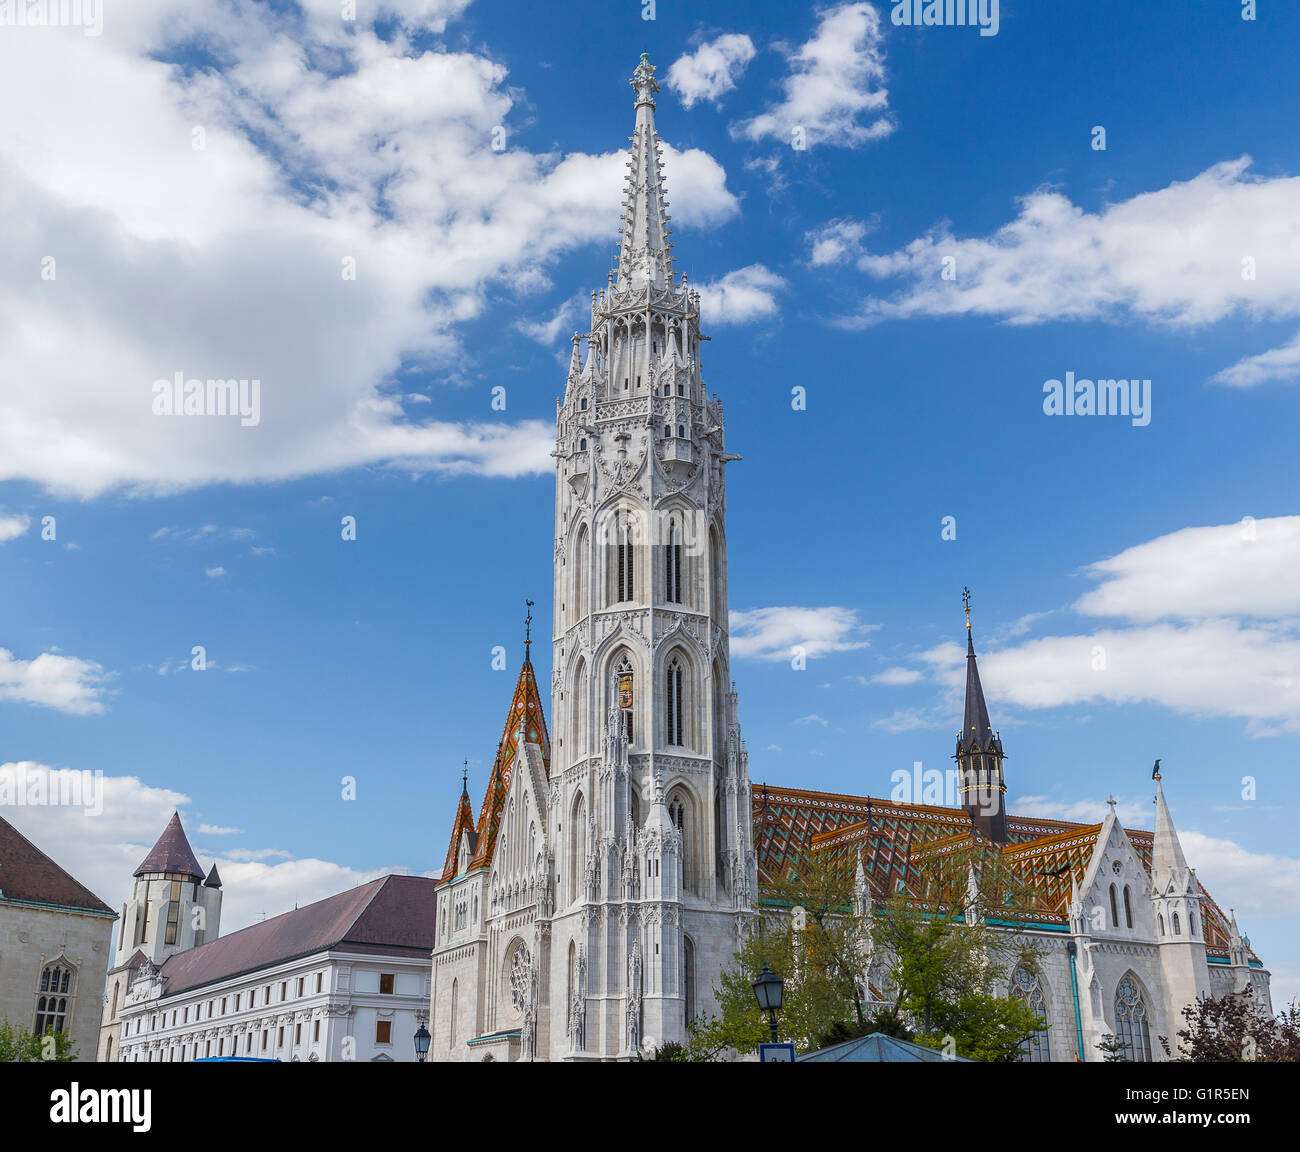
[953,590,1008,843]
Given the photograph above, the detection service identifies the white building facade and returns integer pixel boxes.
[429,53,757,1062]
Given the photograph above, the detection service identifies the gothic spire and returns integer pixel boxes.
[1151,774,1192,892]
[134,811,205,881]
[954,590,1007,843]
[615,54,674,291]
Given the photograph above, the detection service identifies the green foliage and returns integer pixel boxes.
[1159,993,1300,1062]
[0,1018,77,1062]
[1096,1033,1132,1062]
[699,839,1049,1061]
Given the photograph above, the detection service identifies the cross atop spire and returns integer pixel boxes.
[616,54,674,292]
[524,598,534,656]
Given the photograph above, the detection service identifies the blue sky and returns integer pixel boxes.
[1,1,1298,1000]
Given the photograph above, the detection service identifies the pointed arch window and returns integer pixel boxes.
[668,788,696,894]
[1172,912,1181,936]
[666,658,685,746]
[1109,884,1119,928]
[665,520,682,604]
[616,516,635,603]
[35,963,72,1035]
[1011,966,1050,1062]
[1123,886,1133,929]
[1114,975,1152,1062]
[1189,910,1197,937]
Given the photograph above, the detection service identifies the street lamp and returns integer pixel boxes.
[413,1022,431,1063]
[752,963,784,1044]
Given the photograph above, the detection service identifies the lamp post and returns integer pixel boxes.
[752,963,784,1045]
[413,1022,431,1064]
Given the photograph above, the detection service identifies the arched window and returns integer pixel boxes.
[570,793,587,903]
[668,788,696,894]
[615,515,635,603]
[665,519,682,604]
[614,655,634,746]
[571,657,588,761]
[629,786,641,830]
[677,424,685,439]
[1158,913,1165,936]
[1011,966,1050,1062]
[666,658,685,746]
[1172,912,1181,936]
[1189,910,1197,937]
[1109,884,1119,928]
[574,524,589,620]
[1123,886,1133,929]
[683,936,696,1029]
[1114,975,1152,1062]
[34,963,72,1036]
[505,941,532,1024]
[450,979,458,1051]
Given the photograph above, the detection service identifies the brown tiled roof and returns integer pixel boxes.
[134,811,205,880]
[156,875,437,997]
[0,812,114,915]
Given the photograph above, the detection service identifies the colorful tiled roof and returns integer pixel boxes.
[751,784,1253,959]
[464,653,551,874]
[0,812,115,915]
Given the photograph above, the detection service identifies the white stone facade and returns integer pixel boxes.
[429,54,757,1062]
[0,899,113,1061]
[114,950,430,1062]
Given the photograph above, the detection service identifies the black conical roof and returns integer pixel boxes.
[957,629,1000,756]
[134,812,205,881]
[204,862,223,889]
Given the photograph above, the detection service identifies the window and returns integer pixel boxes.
[297,978,304,997]
[221,997,227,1015]
[1173,912,1181,936]
[1189,911,1197,937]
[665,521,682,604]
[1011,967,1050,1062]
[295,1023,301,1045]
[1109,884,1119,928]
[666,658,684,746]
[1123,886,1133,929]
[164,879,182,945]
[579,438,587,451]
[677,424,685,438]
[246,1033,252,1053]
[264,985,271,1005]
[281,981,288,1001]
[278,1026,284,1047]
[379,973,395,995]
[314,1020,320,1042]
[580,397,587,410]
[262,1030,268,1051]
[376,1020,392,1045]
[138,898,152,946]
[1158,913,1165,936]
[34,964,70,1035]
[316,973,323,994]
[615,517,635,603]
[1114,975,1152,1062]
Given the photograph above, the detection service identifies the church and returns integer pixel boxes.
[426,53,1273,1062]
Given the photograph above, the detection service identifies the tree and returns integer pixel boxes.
[0,1019,77,1061]
[1159,993,1300,1062]
[695,840,1047,1060]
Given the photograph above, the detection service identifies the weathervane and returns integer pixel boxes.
[1151,758,1162,781]
[963,586,972,631]
[524,599,534,652]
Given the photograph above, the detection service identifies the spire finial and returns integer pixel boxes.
[1151,757,1162,781]
[524,598,534,655]
[461,761,469,797]
[963,586,972,631]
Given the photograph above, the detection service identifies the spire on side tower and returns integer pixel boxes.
[954,590,1008,844]
[615,54,674,291]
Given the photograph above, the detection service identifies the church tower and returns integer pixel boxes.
[1149,772,1211,1009]
[954,591,1008,843]
[98,811,223,1059]
[548,53,756,1058]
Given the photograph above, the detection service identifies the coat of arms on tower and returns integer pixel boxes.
[618,671,634,709]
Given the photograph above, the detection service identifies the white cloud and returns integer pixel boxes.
[667,34,756,109]
[0,646,108,714]
[1179,830,1300,920]
[197,823,244,836]
[836,157,1300,384]
[696,264,786,326]
[515,293,586,346]
[1076,517,1300,623]
[730,606,876,661]
[1213,328,1300,388]
[794,714,829,727]
[204,566,227,579]
[0,4,738,499]
[1013,794,1150,828]
[872,666,923,686]
[733,3,893,150]
[807,218,871,267]
[0,511,30,542]
[0,763,416,934]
